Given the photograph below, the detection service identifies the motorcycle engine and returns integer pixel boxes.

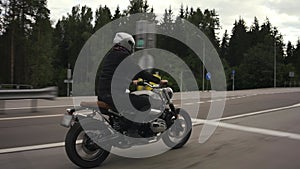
[150,119,167,133]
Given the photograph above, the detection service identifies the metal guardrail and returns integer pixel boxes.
[0,84,33,89]
[0,87,58,112]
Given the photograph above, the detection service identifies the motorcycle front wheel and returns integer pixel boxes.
[162,108,192,149]
[65,121,110,168]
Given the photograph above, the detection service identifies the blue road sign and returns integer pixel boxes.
[232,70,235,75]
[206,72,211,80]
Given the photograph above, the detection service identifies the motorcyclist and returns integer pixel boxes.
[97,32,167,113]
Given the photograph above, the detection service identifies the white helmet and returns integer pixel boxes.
[113,32,135,53]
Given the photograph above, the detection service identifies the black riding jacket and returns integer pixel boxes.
[97,45,160,97]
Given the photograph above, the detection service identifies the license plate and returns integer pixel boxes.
[61,114,73,127]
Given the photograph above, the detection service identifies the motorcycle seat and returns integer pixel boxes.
[80,101,111,110]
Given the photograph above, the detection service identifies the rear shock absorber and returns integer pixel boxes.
[112,117,122,132]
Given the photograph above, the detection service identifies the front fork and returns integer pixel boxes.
[163,103,178,129]
[169,104,178,118]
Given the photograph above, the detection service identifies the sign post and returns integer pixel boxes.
[289,72,295,87]
[206,72,211,91]
[64,64,73,97]
[206,72,211,81]
[289,72,295,78]
[136,20,156,72]
[135,20,156,49]
[64,79,73,96]
[232,70,235,91]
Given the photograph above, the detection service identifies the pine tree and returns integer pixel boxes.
[227,18,250,67]
[0,0,6,82]
[127,0,145,14]
[150,6,154,13]
[1,0,36,84]
[94,5,112,31]
[126,0,156,21]
[179,4,184,19]
[232,17,288,88]
[187,8,220,49]
[293,40,300,78]
[237,43,274,89]
[285,41,294,64]
[52,5,94,95]
[0,0,3,33]
[272,27,285,65]
[143,0,149,12]
[249,17,261,46]
[185,6,189,19]
[250,17,260,32]
[157,6,174,54]
[187,7,203,29]
[27,0,54,87]
[67,5,93,67]
[260,18,272,38]
[160,6,174,32]
[113,5,121,20]
[220,30,229,59]
[203,9,220,45]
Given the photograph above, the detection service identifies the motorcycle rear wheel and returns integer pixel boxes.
[65,122,110,168]
[162,108,192,149]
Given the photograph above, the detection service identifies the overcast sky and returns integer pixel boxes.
[48,0,300,45]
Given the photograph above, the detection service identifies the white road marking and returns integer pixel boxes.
[212,99,226,102]
[183,103,195,106]
[216,103,300,121]
[195,119,300,141]
[2,89,299,111]
[1,104,300,154]
[0,119,204,154]
[1,91,300,154]
[0,142,65,154]
[0,114,63,121]
[0,105,74,111]
[191,103,300,141]
[2,96,298,121]
[0,140,84,154]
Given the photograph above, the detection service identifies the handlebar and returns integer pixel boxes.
[138,81,160,88]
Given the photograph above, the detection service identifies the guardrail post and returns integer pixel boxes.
[0,100,4,111]
[31,99,37,112]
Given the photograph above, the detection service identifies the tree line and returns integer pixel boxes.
[0,0,299,95]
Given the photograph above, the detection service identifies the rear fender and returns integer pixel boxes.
[75,117,117,148]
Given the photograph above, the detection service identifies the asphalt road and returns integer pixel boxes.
[1,88,300,169]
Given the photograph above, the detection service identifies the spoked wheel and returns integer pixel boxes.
[65,122,110,168]
[162,108,192,149]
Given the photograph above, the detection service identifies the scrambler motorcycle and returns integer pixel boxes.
[61,81,192,168]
